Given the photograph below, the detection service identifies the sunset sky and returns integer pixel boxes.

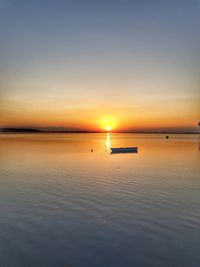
[0,0,199,132]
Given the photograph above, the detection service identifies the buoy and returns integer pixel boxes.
[166,135,169,139]
[91,149,93,152]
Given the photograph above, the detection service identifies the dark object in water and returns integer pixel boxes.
[91,149,93,152]
[166,135,169,139]
[110,147,138,154]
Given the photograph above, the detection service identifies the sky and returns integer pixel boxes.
[0,0,199,132]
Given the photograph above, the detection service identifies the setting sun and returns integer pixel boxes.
[106,125,111,132]
[100,116,117,132]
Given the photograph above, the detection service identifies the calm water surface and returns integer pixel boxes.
[0,133,200,267]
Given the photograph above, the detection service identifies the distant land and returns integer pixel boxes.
[0,127,199,134]
[0,128,92,133]
[1,128,42,133]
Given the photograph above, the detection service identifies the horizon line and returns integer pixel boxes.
[0,127,199,134]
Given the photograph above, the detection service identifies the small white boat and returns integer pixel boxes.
[110,147,138,154]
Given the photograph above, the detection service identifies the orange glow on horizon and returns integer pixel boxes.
[0,101,199,133]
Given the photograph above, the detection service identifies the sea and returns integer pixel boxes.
[0,133,200,267]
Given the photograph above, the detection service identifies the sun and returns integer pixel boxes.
[106,125,111,132]
[100,116,116,132]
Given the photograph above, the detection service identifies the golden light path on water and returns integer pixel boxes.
[106,133,111,150]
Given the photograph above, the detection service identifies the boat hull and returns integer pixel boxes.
[110,147,138,154]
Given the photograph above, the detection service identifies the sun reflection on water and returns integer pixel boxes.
[106,133,111,149]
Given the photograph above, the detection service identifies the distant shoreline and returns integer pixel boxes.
[0,128,199,134]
